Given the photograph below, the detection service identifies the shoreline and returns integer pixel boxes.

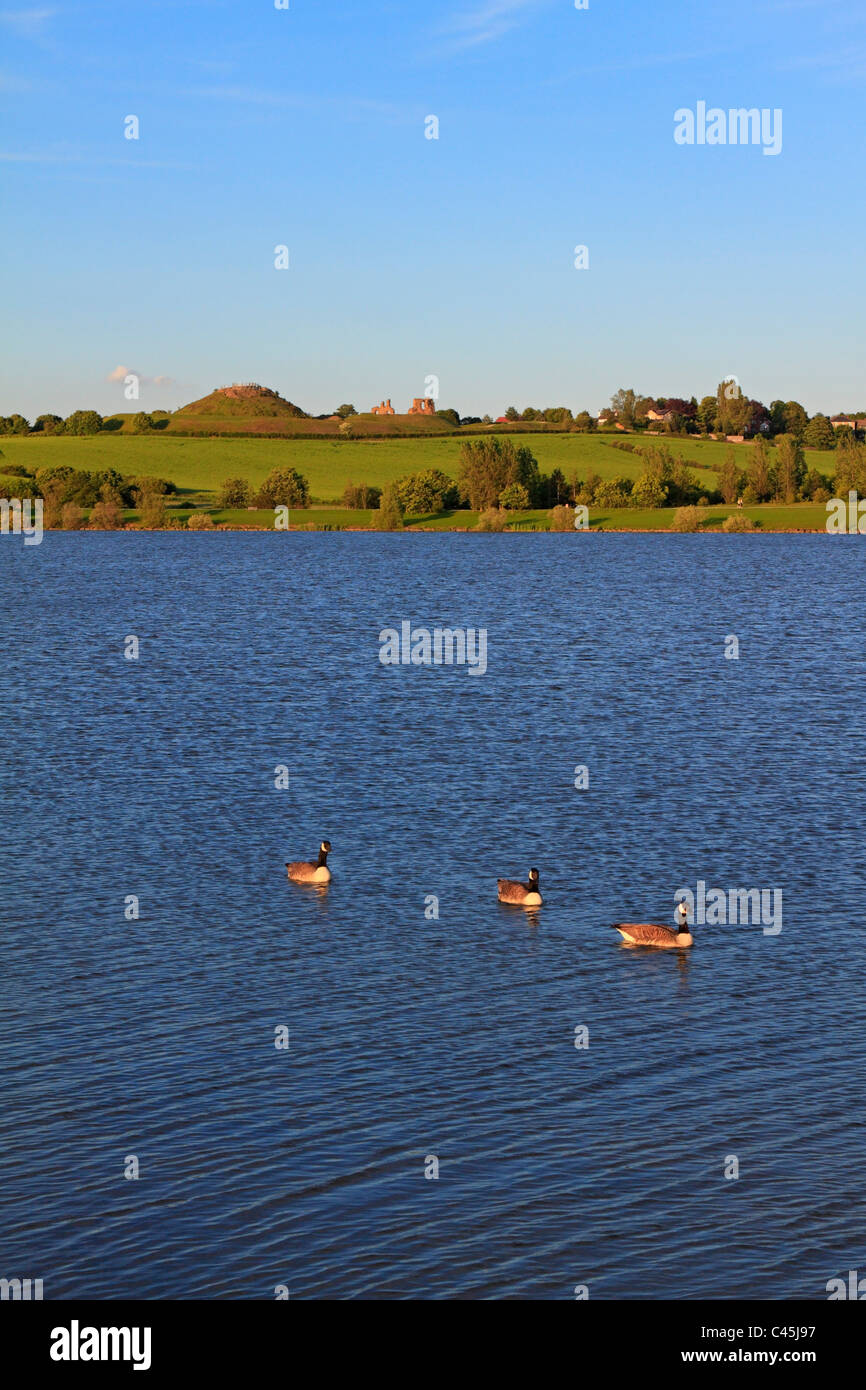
[30,523,846,536]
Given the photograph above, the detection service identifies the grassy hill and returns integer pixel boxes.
[174,383,307,419]
[157,382,462,437]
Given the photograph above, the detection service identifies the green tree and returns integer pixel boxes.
[138,492,167,528]
[35,464,75,496]
[611,387,637,429]
[721,513,758,532]
[803,413,835,450]
[548,504,575,531]
[774,434,806,502]
[697,396,718,434]
[744,435,775,502]
[132,475,174,497]
[834,435,866,494]
[334,404,357,418]
[255,466,310,508]
[395,469,459,516]
[632,445,697,508]
[716,380,751,436]
[343,481,382,509]
[219,477,252,508]
[802,468,832,501]
[41,486,64,529]
[94,469,132,505]
[594,477,633,508]
[783,401,809,440]
[547,467,568,504]
[474,507,507,532]
[0,413,30,434]
[766,400,785,435]
[89,497,124,529]
[670,506,702,532]
[373,483,404,531]
[717,448,743,504]
[499,482,530,510]
[131,412,154,433]
[64,410,103,435]
[631,471,668,508]
[457,437,541,509]
[64,470,101,506]
[575,469,602,504]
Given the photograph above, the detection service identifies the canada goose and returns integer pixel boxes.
[286,840,331,884]
[612,903,693,948]
[498,868,542,907]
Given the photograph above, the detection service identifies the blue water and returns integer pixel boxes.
[2,532,865,1299]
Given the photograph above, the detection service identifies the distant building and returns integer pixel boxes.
[646,407,674,423]
[408,397,436,415]
[371,399,395,416]
[831,415,866,431]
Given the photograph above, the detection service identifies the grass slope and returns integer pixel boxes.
[174,384,306,418]
[1,432,839,501]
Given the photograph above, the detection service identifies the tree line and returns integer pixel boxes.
[4,378,863,442]
[598,382,862,448]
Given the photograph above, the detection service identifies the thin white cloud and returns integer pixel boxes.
[0,149,195,167]
[0,70,34,91]
[546,47,733,84]
[0,7,56,38]
[107,366,174,388]
[780,47,866,81]
[185,84,410,121]
[439,0,545,51]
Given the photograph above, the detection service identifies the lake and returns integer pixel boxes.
[2,532,865,1299]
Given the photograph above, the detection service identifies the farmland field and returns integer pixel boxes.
[0,431,839,505]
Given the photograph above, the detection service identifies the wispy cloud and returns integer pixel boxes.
[185,84,412,122]
[765,0,843,10]
[185,84,308,108]
[0,149,195,168]
[0,7,56,38]
[107,365,174,388]
[780,47,866,82]
[439,0,545,51]
[546,47,734,84]
[0,70,35,91]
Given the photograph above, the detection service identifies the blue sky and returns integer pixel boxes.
[2,0,864,419]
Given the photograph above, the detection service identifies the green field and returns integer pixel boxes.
[111,502,828,533]
[0,431,839,501]
[1,432,840,531]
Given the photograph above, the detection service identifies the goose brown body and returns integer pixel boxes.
[498,869,542,907]
[612,922,693,948]
[286,840,331,884]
